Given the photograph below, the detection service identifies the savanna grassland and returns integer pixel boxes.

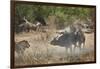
[15,30,95,66]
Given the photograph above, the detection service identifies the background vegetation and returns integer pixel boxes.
[15,3,95,31]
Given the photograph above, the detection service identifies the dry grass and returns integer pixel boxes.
[14,30,95,66]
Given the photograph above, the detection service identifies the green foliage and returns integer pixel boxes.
[15,3,95,31]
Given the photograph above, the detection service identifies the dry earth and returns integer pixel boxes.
[14,31,95,66]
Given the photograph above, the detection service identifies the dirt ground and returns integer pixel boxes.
[14,31,95,66]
